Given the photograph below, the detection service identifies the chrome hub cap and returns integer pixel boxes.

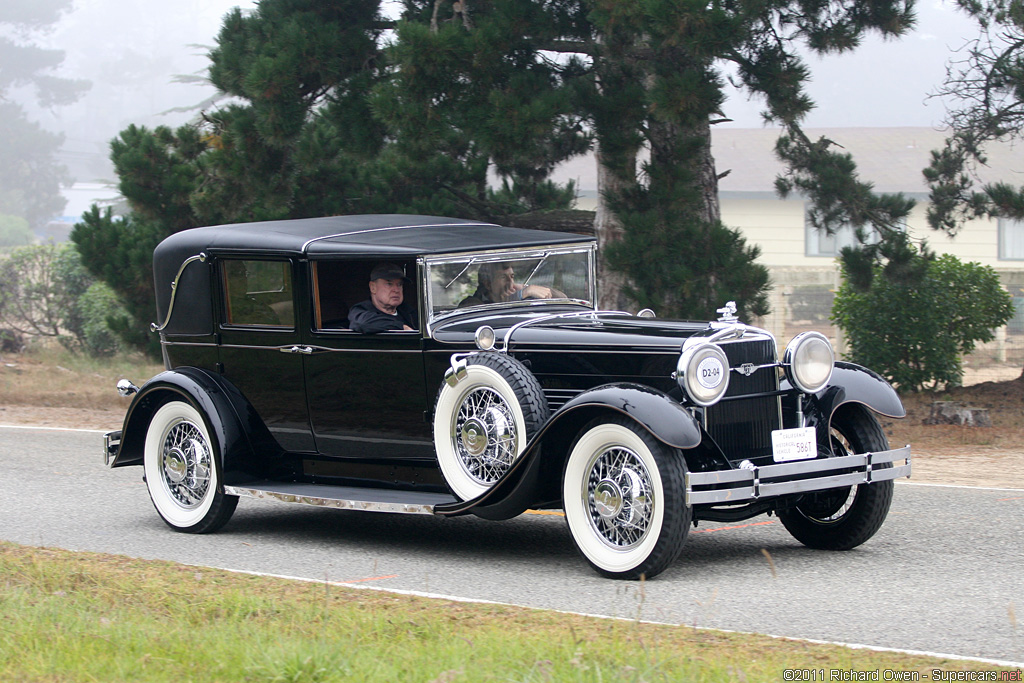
[163,447,188,484]
[159,420,212,510]
[452,387,518,485]
[584,446,654,550]
[460,418,489,456]
[593,479,623,519]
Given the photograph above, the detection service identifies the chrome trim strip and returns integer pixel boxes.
[301,222,498,252]
[501,309,631,352]
[685,445,911,506]
[151,252,207,332]
[224,485,446,515]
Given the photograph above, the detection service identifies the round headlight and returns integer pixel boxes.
[676,342,730,406]
[474,326,496,351]
[784,331,834,394]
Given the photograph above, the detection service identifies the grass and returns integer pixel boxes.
[1,542,1017,683]
[0,344,163,412]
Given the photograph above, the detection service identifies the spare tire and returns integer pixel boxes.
[433,353,549,500]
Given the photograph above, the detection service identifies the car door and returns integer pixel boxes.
[303,258,432,461]
[215,256,316,453]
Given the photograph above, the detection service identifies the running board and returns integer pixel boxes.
[223,482,457,515]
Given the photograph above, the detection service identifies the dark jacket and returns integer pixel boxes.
[348,299,418,334]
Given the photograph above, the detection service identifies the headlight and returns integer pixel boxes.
[676,342,730,406]
[474,326,496,351]
[784,331,834,393]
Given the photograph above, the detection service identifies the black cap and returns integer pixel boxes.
[369,262,410,282]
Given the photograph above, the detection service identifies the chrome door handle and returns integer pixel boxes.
[280,345,313,355]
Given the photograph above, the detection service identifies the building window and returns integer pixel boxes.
[998,218,1024,260]
[805,207,887,257]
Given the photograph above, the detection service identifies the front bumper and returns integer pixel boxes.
[685,445,911,506]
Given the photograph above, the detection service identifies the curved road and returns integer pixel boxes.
[1,425,1021,665]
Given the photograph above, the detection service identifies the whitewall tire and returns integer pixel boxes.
[143,399,237,533]
[563,417,689,580]
[433,353,549,501]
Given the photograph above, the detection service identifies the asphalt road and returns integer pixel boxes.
[2,425,1022,665]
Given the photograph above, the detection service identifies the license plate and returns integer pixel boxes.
[771,427,817,462]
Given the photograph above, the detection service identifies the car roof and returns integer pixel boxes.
[156,214,594,258]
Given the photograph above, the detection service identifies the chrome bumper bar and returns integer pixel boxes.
[685,445,911,506]
[103,430,121,467]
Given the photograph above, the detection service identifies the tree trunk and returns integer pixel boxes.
[594,143,635,312]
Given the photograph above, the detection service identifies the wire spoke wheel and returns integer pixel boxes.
[144,400,237,533]
[453,386,518,485]
[563,417,689,580]
[433,353,549,501]
[158,417,213,509]
[584,445,655,551]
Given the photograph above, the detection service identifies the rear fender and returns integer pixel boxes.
[110,368,277,481]
[435,383,700,520]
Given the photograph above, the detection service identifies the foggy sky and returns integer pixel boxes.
[24,0,982,184]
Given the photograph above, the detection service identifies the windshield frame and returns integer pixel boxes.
[422,243,597,329]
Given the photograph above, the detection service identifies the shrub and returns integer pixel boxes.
[0,214,33,247]
[0,242,128,357]
[832,252,1015,391]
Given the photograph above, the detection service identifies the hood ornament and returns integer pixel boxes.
[716,301,738,323]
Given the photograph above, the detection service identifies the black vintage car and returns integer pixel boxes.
[105,214,911,579]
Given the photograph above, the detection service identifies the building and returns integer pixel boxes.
[553,127,1024,381]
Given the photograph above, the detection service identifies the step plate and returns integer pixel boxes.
[224,481,457,515]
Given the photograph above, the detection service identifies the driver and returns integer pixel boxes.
[459,262,559,307]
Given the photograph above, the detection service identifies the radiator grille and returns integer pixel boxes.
[704,337,780,464]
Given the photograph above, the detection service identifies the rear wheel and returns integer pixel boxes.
[143,400,237,533]
[778,406,893,550]
[562,417,690,580]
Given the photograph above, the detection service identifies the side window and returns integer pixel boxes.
[222,259,294,328]
[312,260,417,332]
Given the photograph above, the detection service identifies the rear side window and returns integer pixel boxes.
[222,259,294,328]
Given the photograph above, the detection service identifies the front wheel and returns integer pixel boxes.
[562,417,690,580]
[143,399,238,533]
[778,406,894,550]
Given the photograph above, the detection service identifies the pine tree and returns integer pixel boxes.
[0,0,88,229]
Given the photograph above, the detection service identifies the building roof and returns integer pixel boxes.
[552,127,1024,199]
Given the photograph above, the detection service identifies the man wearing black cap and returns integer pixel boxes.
[348,262,418,334]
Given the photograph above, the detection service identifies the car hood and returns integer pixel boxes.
[430,308,721,352]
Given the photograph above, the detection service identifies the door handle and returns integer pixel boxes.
[280,345,313,355]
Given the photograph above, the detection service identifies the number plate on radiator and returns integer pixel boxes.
[771,427,817,462]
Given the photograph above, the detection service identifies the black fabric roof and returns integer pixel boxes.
[155,214,593,260]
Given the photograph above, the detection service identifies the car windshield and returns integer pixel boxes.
[426,247,594,320]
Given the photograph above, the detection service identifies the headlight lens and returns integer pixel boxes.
[784,331,834,393]
[474,326,496,351]
[677,342,730,406]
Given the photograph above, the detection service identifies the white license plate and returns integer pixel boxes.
[771,427,817,462]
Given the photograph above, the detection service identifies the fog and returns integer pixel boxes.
[20,0,982,188]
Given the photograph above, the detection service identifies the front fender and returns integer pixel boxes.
[110,368,275,480]
[814,361,906,422]
[435,383,700,520]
